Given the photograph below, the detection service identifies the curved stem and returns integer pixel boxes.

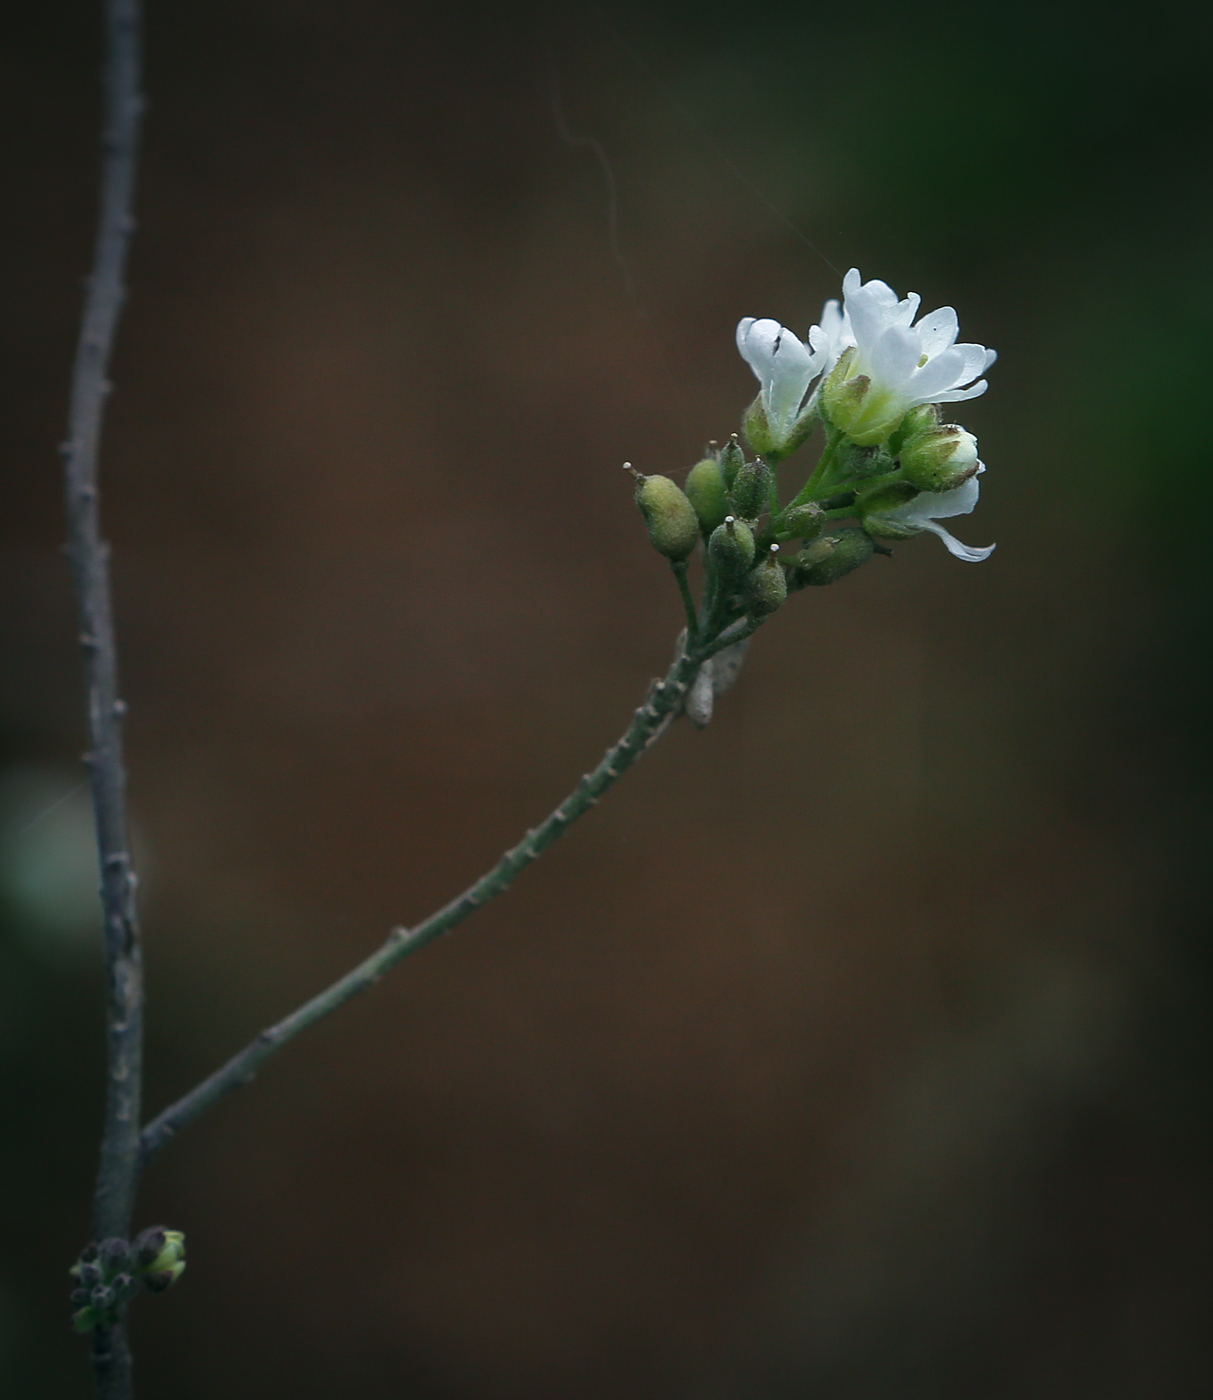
[139,635,716,1165]
[62,2,144,1395]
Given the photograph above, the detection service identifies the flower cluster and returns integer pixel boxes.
[735,268,996,562]
[626,266,998,722]
[69,1227,186,1332]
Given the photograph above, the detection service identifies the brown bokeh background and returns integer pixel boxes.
[3,1,1212,1395]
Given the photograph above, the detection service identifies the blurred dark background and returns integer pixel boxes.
[2,1,1212,1395]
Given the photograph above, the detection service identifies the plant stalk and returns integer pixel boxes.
[62,1,145,1396]
[139,621,758,1165]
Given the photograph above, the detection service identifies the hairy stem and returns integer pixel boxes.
[62,1,144,1396]
[139,631,737,1165]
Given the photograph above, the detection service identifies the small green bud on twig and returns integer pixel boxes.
[729,455,773,521]
[684,456,729,533]
[745,544,787,616]
[899,423,981,492]
[133,1226,186,1273]
[718,435,745,488]
[628,465,700,562]
[708,515,755,581]
[98,1238,130,1275]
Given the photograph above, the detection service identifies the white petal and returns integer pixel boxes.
[845,274,904,346]
[913,306,959,356]
[906,344,973,400]
[919,521,996,561]
[764,329,819,431]
[931,378,989,405]
[868,324,921,389]
[888,475,981,527]
[950,342,995,383]
[736,317,782,379]
[893,292,921,326]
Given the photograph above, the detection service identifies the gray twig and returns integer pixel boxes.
[138,634,729,1164]
[62,1,144,1395]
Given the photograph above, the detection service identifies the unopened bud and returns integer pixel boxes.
[684,457,729,533]
[745,544,787,616]
[629,467,699,562]
[75,1263,103,1289]
[98,1238,130,1276]
[791,528,875,586]
[718,435,745,488]
[134,1226,186,1273]
[892,404,939,449]
[707,516,755,581]
[729,456,773,520]
[899,424,980,492]
[72,1307,99,1334]
[144,1261,186,1294]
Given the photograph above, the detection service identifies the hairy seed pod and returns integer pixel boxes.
[707,515,755,581]
[630,468,700,562]
[745,545,788,616]
[729,456,773,520]
[683,456,729,533]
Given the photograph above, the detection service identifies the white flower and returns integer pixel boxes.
[822,269,997,446]
[735,317,824,454]
[807,297,853,377]
[875,470,995,562]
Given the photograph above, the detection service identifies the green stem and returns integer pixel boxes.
[139,635,717,1164]
[781,428,845,517]
[671,560,699,641]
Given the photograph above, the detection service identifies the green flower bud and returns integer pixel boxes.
[718,435,745,488]
[134,1227,186,1273]
[745,544,788,616]
[899,424,981,492]
[776,502,826,541]
[729,456,773,521]
[72,1307,100,1334]
[790,528,875,586]
[707,515,755,581]
[144,1261,186,1294]
[888,404,939,456]
[629,466,699,562]
[684,456,729,534]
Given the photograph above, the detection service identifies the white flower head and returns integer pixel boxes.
[735,317,826,456]
[822,269,997,446]
[871,470,995,563]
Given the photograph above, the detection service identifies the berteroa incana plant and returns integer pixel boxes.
[61,4,998,1397]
